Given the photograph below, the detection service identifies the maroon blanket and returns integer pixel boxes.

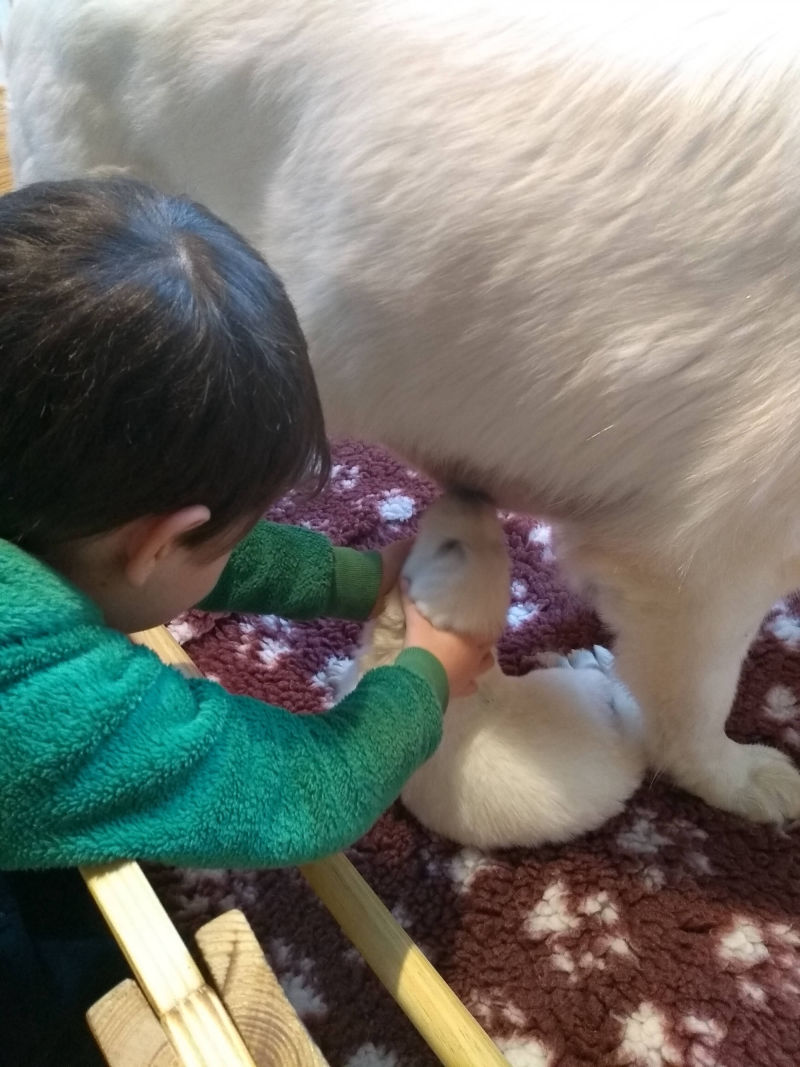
[150,440,800,1067]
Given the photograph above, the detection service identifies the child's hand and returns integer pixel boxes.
[369,538,415,618]
[401,587,494,698]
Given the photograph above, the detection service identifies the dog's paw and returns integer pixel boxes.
[403,493,510,642]
[683,740,800,822]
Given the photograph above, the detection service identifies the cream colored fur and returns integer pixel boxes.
[9,0,800,819]
[340,494,646,848]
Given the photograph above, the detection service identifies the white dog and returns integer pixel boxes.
[9,0,800,820]
[340,493,646,848]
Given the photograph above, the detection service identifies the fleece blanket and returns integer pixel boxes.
[149,439,800,1067]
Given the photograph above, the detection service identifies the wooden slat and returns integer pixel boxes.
[0,87,13,192]
[302,854,511,1067]
[81,861,257,1067]
[83,862,207,1016]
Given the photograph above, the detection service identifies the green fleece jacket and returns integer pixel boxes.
[0,522,447,870]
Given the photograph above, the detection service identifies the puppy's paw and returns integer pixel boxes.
[403,493,510,642]
[538,645,642,737]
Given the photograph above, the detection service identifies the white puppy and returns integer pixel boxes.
[340,494,646,848]
[9,0,800,819]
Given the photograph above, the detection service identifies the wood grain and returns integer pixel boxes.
[196,911,328,1067]
[81,860,258,1066]
[302,853,512,1067]
[0,88,13,192]
[84,861,327,1065]
[87,980,180,1067]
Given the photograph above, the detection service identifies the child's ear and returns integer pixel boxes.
[123,506,211,587]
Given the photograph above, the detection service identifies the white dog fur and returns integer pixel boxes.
[8,0,800,820]
[339,493,646,848]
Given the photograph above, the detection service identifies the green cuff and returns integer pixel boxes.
[327,548,383,620]
[394,647,450,711]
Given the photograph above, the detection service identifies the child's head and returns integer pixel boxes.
[0,178,330,629]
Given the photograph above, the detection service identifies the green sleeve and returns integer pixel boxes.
[0,631,446,870]
[198,521,383,621]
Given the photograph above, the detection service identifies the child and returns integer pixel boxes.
[0,178,492,1063]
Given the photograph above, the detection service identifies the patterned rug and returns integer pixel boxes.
[148,439,800,1067]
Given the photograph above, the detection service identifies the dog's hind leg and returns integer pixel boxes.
[564,538,800,821]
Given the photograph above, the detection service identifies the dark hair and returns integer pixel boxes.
[0,178,330,554]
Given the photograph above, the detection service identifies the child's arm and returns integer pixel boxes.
[198,520,384,620]
[0,628,447,871]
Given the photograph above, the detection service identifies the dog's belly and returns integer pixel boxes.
[366,443,642,527]
[235,5,800,542]
[9,0,800,545]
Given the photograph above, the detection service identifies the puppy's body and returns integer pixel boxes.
[344,495,646,849]
[10,0,800,817]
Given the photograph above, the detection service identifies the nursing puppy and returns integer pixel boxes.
[338,494,646,848]
[10,0,800,820]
